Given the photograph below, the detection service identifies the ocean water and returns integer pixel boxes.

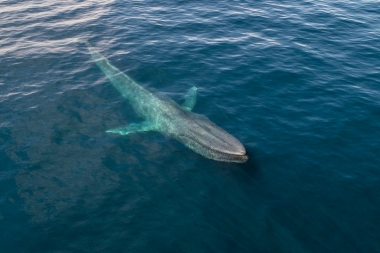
[1,0,380,252]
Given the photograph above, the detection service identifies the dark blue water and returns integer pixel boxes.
[1,0,380,252]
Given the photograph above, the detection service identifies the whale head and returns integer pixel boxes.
[174,112,248,163]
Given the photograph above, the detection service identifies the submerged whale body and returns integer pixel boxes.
[81,40,248,163]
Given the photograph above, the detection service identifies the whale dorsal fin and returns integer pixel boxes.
[106,121,156,135]
[182,86,197,111]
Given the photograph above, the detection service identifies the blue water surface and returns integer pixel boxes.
[1,0,380,252]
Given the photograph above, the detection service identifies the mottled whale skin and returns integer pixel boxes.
[82,41,248,163]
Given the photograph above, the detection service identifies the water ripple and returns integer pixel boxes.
[1,0,380,252]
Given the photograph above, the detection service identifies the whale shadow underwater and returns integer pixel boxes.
[80,40,248,163]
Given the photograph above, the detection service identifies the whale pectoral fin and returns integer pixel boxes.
[181,86,197,111]
[106,122,155,135]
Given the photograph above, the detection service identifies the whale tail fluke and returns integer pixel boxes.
[74,37,92,47]
[76,38,105,61]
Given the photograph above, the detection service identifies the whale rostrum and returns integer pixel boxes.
[82,40,248,163]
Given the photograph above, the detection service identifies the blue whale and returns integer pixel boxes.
[82,41,248,163]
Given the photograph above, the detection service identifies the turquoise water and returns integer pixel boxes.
[1,0,380,252]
